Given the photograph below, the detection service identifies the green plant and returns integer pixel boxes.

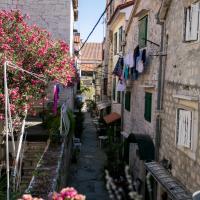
[0,176,21,200]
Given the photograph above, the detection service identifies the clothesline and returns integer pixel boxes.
[3,61,47,200]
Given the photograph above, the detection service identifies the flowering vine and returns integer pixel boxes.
[0,10,78,121]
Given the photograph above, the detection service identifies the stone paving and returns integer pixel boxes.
[68,113,109,200]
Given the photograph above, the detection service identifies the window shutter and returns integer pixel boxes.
[177,109,192,148]
[139,16,148,48]
[190,3,199,41]
[144,92,152,122]
[185,7,191,41]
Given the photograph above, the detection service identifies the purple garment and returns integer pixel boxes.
[53,84,60,115]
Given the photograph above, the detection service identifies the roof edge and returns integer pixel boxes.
[107,0,135,25]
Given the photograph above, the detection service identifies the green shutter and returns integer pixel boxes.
[144,92,152,122]
[117,91,121,103]
[125,91,131,111]
[139,16,148,48]
[113,78,116,100]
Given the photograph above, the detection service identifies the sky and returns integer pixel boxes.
[76,0,106,43]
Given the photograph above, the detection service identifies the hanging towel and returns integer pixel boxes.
[137,59,144,73]
[116,79,126,91]
[53,84,60,115]
[124,54,129,65]
[124,64,129,80]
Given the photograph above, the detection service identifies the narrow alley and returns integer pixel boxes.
[68,112,109,200]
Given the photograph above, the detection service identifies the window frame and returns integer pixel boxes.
[184,2,200,42]
[175,104,198,160]
[144,92,152,122]
[114,32,118,55]
[138,15,148,48]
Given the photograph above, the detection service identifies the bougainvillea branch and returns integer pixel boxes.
[0,10,78,121]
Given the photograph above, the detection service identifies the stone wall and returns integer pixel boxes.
[0,0,74,54]
[159,0,200,193]
[160,81,200,192]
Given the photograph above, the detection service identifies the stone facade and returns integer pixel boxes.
[0,0,77,55]
[124,0,161,139]
[106,0,134,115]
[159,0,200,194]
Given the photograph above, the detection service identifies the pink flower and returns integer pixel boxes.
[60,187,78,198]
[74,194,86,200]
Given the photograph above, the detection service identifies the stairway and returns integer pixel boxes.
[20,141,47,193]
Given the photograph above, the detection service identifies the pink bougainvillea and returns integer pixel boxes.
[0,10,78,120]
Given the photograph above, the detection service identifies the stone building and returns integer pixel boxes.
[0,0,78,55]
[80,43,102,101]
[146,0,200,199]
[121,0,162,198]
[105,0,134,116]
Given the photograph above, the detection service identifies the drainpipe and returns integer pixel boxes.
[155,19,165,161]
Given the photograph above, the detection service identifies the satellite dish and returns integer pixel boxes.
[193,191,200,200]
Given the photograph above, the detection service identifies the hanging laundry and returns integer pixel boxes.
[133,45,140,68]
[131,68,138,80]
[116,79,126,91]
[128,53,134,68]
[142,49,147,64]
[137,59,144,73]
[124,54,129,66]
[113,57,124,77]
[53,84,60,115]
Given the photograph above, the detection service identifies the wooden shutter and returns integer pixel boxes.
[144,92,152,122]
[177,109,192,148]
[185,3,199,41]
[139,16,148,48]
[125,91,131,111]
[185,7,191,41]
[190,3,199,41]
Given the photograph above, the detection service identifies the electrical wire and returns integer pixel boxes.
[78,0,114,52]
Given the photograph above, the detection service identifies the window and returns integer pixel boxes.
[125,91,131,111]
[138,15,148,48]
[176,109,192,148]
[113,77,116,101]
[144,92,152,122]
[117,91,121,103]
[184,2,200,42]
[119,26,123,52]
[114,32,118,55]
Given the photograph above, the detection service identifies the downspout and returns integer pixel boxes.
[155,19,165,161]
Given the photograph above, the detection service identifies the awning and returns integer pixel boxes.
[96,101,111,110]
[126,134,155,161]
[145,162,192,200]
[103,112,121,124]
